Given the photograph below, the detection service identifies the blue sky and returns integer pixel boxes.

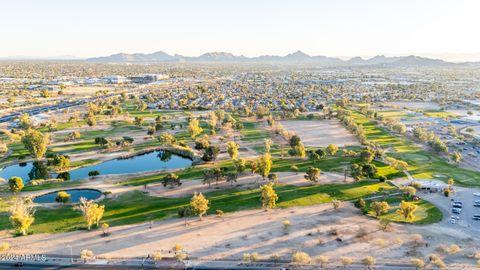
[1,0,480,60]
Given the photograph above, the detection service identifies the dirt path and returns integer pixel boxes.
[23,171,354,200]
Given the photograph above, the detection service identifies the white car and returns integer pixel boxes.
[450,218,457,224]
[474,193,480,197]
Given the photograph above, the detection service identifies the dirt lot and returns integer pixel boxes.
[6,172,480,267]
[2,203,479,267]
[279,120,360,147]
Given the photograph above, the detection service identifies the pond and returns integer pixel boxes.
[33,189,102,204]
[0,150,192,183]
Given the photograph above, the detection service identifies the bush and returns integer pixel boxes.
[355,198,366,209]
[290,165,299,174]
[362,256,376,268]
[88,170,100,177]
[0,242,9,252]
[163,173,181,188]
[57,172,71,181]
[292,251,311,264]
[55,191,71,203]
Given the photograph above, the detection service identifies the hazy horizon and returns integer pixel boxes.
[2,0,480,62]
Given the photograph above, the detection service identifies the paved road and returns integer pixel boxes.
[0,87,148,124]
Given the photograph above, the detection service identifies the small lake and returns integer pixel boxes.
[33,189,102,204]
[0,150,192,183]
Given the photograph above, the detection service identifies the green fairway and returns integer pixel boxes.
[366,197,443,225]
[49,140,100,154]
[350,111,480,186]
[0,181,394,234]
[241,121,270,142]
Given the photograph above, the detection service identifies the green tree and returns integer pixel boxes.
[234,158,247,174]
[295,142,306,158]
[304,167,321,182]
[360,148,375,163]
[396,200,418,221]
[326,144,338,156]
[362,163,377,179]
[162,173,181,188]
[226,141,239,160]
[350,163,363,180]
[257,153,273,179]
[260,182,278,210]
[84,113,97,127]
[190,192,209,221]
[370,201,390,217]
[9,198,35,236]
[22,129,49,159]
[55,191,71,203]
[451,151,462,164]
[134,116,144,126]
[9,176,24,192]
[159,133,176,145]
[75,198,105,230]
[187,118,203,138]
[18,113,32,129]
[202,145,220,162]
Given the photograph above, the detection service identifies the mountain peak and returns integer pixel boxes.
[86,51,456,66]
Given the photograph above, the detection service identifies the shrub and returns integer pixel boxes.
[0,242,10,252]
[340,256,353,267]
[362,256,376,268]
[88,170,100,177]
[55,191,71,204]
[292,251,311,264]
[355,198,366,209]
[282,219,290,232]
[57,172,71,181]
[410,258,425,269]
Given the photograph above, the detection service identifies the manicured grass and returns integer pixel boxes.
[350,111,480,186]
[241,121,270,142]
[22,180,87,192]
[422,110,459,119]
[68,159,98,169]
[119,154,402,187]
[366,197,443,225]
[0,181,394,234]
[53,125,143,142]
[49,140,100,154]
[3,142,29,163]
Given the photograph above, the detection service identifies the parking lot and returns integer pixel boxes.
[422,186,480,235]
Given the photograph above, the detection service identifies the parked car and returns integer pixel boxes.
[473,192,480,197]
[450,218,457,224]
[452,208,461,214]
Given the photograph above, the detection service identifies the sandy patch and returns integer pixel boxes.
[2,203,478,267]
[279,120,359,147]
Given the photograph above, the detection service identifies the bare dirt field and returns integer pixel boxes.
[384,101,440,110]
[2,203,478,267]
[279,120,360,147]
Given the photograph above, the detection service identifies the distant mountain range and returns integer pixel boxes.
[86,50,456,66]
